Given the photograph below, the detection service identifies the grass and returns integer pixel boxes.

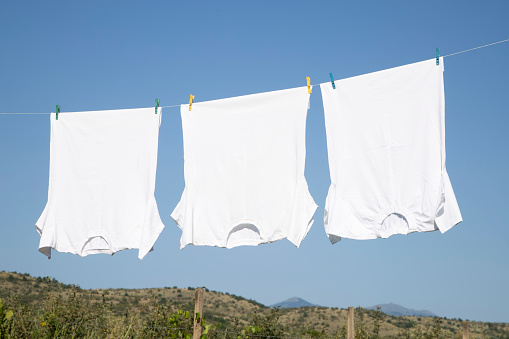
[1,271,508,338]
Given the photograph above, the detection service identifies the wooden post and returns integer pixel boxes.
[347,306,354,339]
[462,321,469,339]
[193,288,204,339]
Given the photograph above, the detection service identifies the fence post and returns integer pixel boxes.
[462,321,469,339]
[347,306,354,339]
[193,288,204,339]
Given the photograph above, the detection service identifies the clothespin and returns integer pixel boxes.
[56,105,60,120]
[155,98,160,114]
[329,73,336,90]
[189,95,195,111]
[306,77,312,94]
[436,47,440,65]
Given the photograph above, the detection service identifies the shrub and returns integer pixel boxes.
[0,299,14,337]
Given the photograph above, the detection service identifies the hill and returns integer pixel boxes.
[367,303,436,317]
[1,270,509,338]
[270,297,317,308]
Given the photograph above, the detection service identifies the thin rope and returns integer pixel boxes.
[0,38,507,115]
[0,104,183,115]
[442,38,509,58]
[0,112,50,115]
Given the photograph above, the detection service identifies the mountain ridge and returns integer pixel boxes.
[367,303,436,317]
[270,296,317,308]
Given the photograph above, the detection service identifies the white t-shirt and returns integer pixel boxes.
[36,107,165,259]
[172,86,318,249]
[320,58,462,242]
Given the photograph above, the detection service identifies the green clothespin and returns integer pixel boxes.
[436,47,440,65]
[155,98,160,114]
[56,105,61,120]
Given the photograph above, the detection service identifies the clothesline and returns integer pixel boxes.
[441,38,509,58]
[0,38,508,116]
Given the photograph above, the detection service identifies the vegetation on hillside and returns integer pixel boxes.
[0,271,508,338]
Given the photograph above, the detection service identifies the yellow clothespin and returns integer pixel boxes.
[189,94,195,111]
[306,77,312,94]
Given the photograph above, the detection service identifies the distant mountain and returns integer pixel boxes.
[367,303,435,317]
[270,297,317,308]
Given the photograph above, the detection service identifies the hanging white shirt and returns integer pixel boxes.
[320,58,462,242]
[172,86,318,249]
[36,107,165,259]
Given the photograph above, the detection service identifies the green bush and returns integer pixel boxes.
[0,299,14,338]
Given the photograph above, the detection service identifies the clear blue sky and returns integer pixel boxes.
[1,0,508,323]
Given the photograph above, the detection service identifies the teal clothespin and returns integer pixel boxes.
[155,98,160,114]
[329,73,336,89]
[436,47,440,65]
[56,105,61,120]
